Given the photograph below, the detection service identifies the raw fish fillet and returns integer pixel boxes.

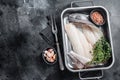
[68,51,85,69]
[65,23,93,60]
[74,23,103,46]
[69,51,91,64]
[65,23,85,57]
[76,27,93,59]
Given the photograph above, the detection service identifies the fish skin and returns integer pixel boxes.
[68,13,89,22]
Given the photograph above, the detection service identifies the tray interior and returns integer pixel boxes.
[61,6,114,72]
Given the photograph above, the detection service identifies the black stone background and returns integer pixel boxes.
[0,0,119,80]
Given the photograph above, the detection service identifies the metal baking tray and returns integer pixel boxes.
[61,6,115,72]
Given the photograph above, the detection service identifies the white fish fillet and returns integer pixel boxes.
[65,23,85,57]
[69,51,91,64]
[83,29,97,45]
[65,23,93,60]
[68,51,84,69]
[76,27,93,59]
[85,25,103,45]
[74,23,103,46]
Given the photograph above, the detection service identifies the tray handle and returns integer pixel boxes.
[71,0,112,16]
[71,0,94,7]
[79,70,103,80]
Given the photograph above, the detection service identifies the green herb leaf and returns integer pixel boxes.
[90,37,111,64]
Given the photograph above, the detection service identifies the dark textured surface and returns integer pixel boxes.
[0,0,119,80]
